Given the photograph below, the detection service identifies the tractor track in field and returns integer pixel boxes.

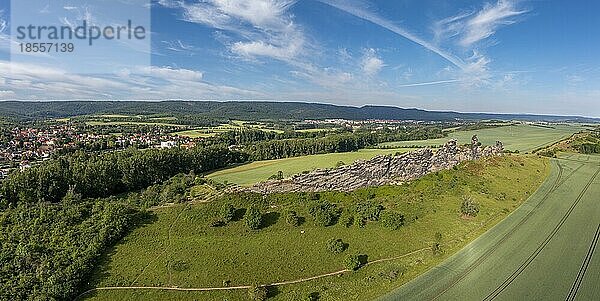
[483,167,600,301]
[565,224,600,301]
[425,159,579,301]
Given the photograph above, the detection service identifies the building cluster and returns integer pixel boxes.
[302,119,440,130]
[0,125,200,178]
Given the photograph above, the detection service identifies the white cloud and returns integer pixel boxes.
[164,0,306,62]
[139,66,204,82]
[462,0,526,47]
[0,90,15,98]
[318,0,466,70]
[397,79,460,88]
[162,40,195,53]
[232,37,303,61]
[361,48,385,76]
[435,0,526,48]
[0,61,261,100]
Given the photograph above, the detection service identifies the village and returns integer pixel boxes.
[0,124,201,179]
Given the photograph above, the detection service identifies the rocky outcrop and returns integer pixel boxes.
[247,138,504,194]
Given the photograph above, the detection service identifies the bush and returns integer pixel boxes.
[344,254,364,271]
[326,238,346,254]
[285,210,300,226]
[219,203,235,223]
[432,232,443,255]
[340,212,354,228]
[308,200,338,227]
[461,197,480,217]
[354,201,384,222]
[380,211,405,230]
[244,205,263,230]
[248,284,267,301]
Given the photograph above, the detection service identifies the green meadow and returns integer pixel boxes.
[207,148,411,186]
[84,155,548,301]
[380,124,584,152]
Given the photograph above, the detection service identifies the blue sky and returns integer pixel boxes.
[0,0,599,117]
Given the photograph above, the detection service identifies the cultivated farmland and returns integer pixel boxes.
[380,153,600,301]
[380,124,585,153]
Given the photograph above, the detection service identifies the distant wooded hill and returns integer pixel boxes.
[1,101,598,123]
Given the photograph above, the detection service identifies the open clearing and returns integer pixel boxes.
[380,124,585,153]
[380,153,600,301]
[207,148,411,186]
[83,155,548,301]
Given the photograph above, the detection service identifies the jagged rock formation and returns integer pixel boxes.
[247,138,504,194]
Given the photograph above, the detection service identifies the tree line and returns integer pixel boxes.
[0,146,248,208]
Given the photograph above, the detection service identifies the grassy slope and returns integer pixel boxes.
[85,154,549,301]
[380,124,584,152]
[207,148,410,186]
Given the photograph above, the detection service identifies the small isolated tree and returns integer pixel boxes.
[344,253,364,271]
[219,203,235,223]
[326,238,346,254]
[335,161,346,168]
[432,232,443,255]
[461,197,480,217]
[285,210,300,227]
[248,284,267,301]
[244,205,263,230]
[380,211,405,230]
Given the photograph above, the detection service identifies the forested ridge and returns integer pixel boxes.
[2,101,597,123]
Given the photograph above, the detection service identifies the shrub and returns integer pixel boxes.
[269,170,285,180]
[170,260,189,272]
[340,212,354,228]
[461,197,480,217]
[219,203,235,223]
[344,253,364,271]
[354,201,383,222]
[308,200,338,227]
[326,238,346,254]
[285,210,300,226]
[432,232,443,255]
[248,284,267,301]
[380,211,405,230]
[244,205,263,230]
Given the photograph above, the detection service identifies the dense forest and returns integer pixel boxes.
[0,197,142,301]
[0,143,247,300]
[0,146,247,208]
[2,101,597,123]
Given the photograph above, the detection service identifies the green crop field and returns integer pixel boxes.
[380,153,600,301]
[85,121,188,127]
[380,124,585,153]
[207,148,411,186]
[82,155,548,301]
